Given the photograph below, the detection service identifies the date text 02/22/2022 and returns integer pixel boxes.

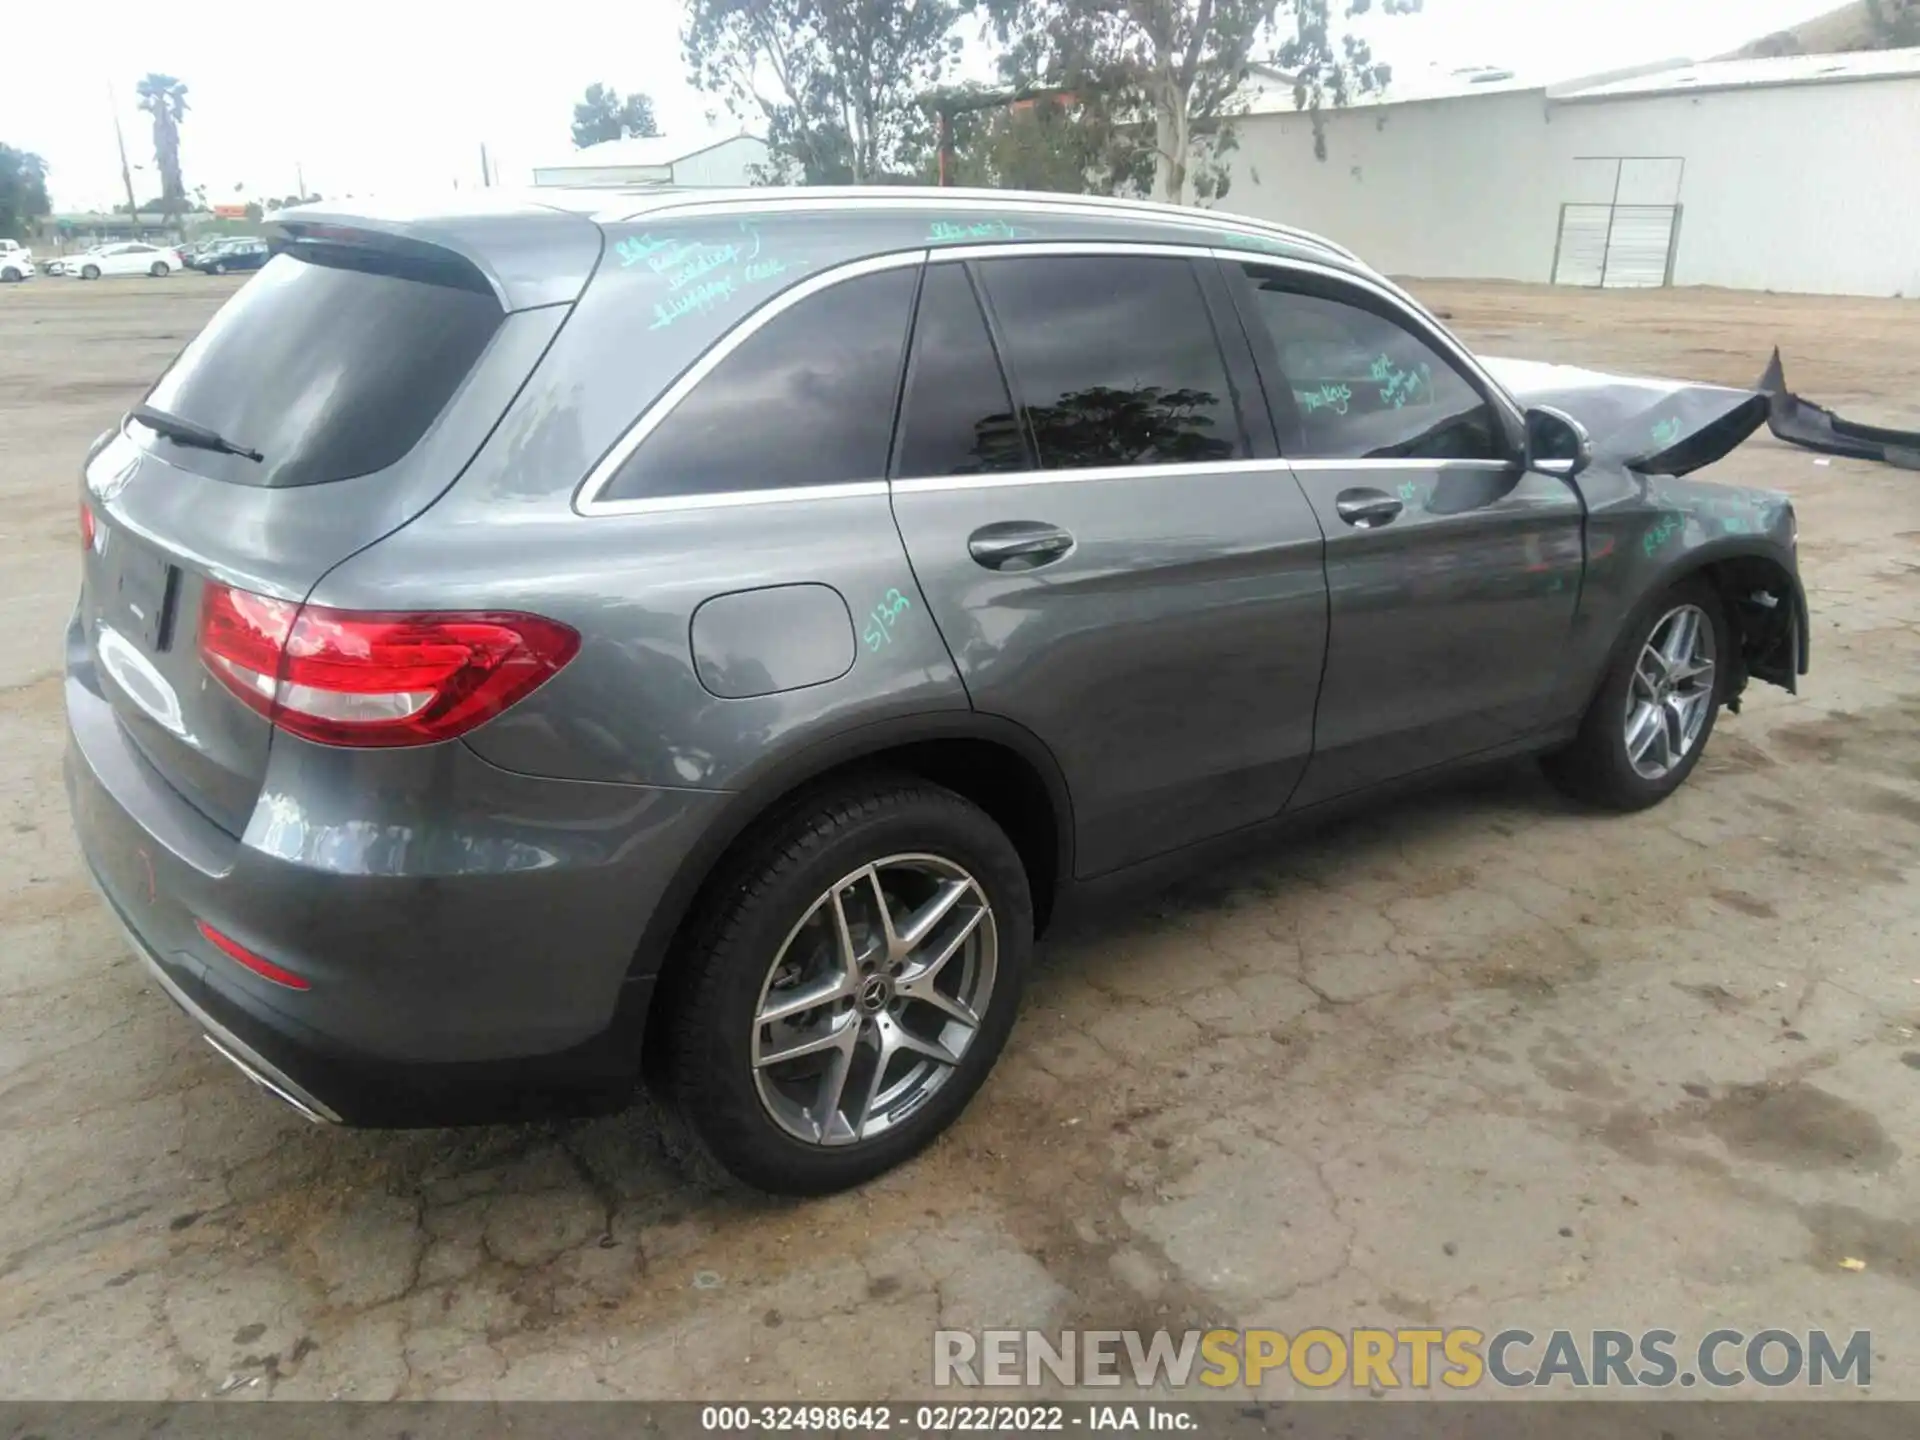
[699,1403,1197,1432]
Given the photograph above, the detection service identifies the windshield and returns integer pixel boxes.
[137,247,503,488]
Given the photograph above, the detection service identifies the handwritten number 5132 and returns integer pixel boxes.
[863,588,912,652]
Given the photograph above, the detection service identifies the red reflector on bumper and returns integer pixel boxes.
[195,920,311,991]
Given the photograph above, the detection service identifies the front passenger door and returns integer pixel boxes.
[1222,260,1584,808]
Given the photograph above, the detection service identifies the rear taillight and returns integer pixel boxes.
[80,503,97,552]
[197,582,579,748]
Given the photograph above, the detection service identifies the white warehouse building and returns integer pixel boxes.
[532,134,771,190]
[1219,49,1920,297]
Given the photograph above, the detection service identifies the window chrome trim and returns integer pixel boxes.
[1286,458,1515,474]
[928,239,1219,264]
[896,457,1274,495]
[585,480,892,517]
[573,249,929,517]
[601,189,1360,265]
[892,456,1513,495]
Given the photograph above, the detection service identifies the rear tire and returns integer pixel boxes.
[662,777,1033,1195]
[1542,576,1729,811]
[149,262,169,277]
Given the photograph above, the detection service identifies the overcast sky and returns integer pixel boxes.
[0,0,1841,211]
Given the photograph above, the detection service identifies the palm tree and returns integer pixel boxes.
[135,74,190,215]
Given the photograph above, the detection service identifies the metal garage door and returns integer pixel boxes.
[1552,156,1685,288]
[1552,203,1682,288]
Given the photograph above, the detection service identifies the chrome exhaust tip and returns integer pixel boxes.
[203,1034,338,1125]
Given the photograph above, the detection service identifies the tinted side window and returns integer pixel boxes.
[606,267,916,501]
[973,255,1244,470]
[1237,267,1501,461]
[893,263,1028,477]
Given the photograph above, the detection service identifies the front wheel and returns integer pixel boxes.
[80,264,100,280]
[1543,576,1728,810]
[662,778,1033,1195]
[0,266,20,283]
[211,261,227,275]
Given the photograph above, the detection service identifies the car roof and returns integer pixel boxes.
[273,185,1375,308]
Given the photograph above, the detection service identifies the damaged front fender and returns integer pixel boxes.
[1577,480,1806,712]
[1480,356,1807,710]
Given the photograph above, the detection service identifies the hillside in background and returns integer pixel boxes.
[1729,0,1919,56]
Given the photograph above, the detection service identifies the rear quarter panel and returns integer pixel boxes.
[321,493,970,790]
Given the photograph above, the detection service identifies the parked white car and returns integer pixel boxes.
[0,240,33,282]
[65,242,184,279]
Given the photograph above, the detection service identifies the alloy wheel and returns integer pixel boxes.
[1623,602,1716,780]
[751,854,997,1147]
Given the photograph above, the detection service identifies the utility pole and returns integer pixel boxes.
[295,161,307,199]
[108,83,139,220]
[479,143,492,187]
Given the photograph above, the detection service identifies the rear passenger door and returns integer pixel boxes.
[1220,259,1583,807]
[888,247,1328,879]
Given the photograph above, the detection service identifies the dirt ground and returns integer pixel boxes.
[2,272,1918,1402]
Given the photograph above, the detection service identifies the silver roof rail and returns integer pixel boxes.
[596,186,1361,269]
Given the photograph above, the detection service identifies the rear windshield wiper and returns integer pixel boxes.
[129,404,264,463]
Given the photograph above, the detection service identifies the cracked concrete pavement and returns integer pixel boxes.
[2,276,1918,1400]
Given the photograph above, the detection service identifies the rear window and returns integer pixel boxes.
[139,248,503,488]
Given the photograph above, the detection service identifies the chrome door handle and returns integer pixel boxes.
[1334,489,1404,529]
[968,522,1075,571]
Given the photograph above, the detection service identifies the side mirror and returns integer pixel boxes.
[1526,405,1592,479]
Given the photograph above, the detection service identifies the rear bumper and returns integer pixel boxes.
[79,855,662,1126]
[87,874,341,1124]
[64,618,731,1127]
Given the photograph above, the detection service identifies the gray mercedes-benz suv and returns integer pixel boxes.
[66,187,1807,1193]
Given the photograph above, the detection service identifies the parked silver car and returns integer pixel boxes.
[66,187,1807,1193]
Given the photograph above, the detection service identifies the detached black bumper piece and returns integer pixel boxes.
[1758,349,1920,470]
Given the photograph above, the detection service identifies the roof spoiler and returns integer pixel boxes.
[265,198,604,311]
